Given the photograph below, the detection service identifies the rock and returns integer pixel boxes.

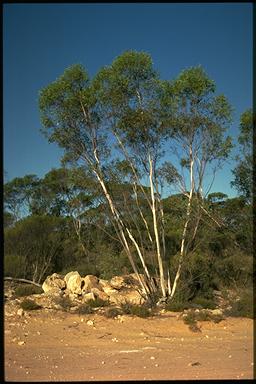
[110,276,126,290]
[64,271,82,295]
[86,320,94,326]
[82,292,95,302]
[17,308,24,317]
[81,275,101,293]
[210,308,223,316]
[100,280,119,296]
[18,341,25,346]
[107,289,145,305]
[91,288,109,301]
[42,273,66,294]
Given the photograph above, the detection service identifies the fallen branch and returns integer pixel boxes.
[4,277,42,288]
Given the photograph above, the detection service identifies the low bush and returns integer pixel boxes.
[77,303,93,315]
[191,297,216,310]
[120,302,151,318]
[165,300,191,312]
[224,289,253,318]
[20,299,42,311]
[86,297,109,308]
[104,307,123,318]
[14,284,43,297]
[54,296,73,311]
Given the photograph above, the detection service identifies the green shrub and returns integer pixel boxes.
[20,299,42,311]
[54,296,73,311]
[105,307,123,318]
[77,303,93,315]
[183,312,201,332]
[191,297,216,310]
[165,300,191,312]
[86,297,109,308]
[224,290,253,318]
[4,254,27,278]
[120,302,151,318]
[14,284,43,297]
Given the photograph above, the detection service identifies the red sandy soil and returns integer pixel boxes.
[4,307,254,381]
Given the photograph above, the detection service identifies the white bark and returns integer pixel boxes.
[170,145,194,299]
[149,154,166,298]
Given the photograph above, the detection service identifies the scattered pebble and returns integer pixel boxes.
[37,331,41,335]
[112,337,118,342]
[101,361,105,365]
[228,355,232,358]
[155,364,159,367]
[205,335,209,338]
[17,309,24,316]
[18,341,25,346]
[150,356,155,360]
[87,320,94,326]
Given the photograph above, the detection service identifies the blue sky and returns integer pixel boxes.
[3,3,252,197]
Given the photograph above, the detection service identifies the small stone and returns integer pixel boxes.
[228,355,232,358]
[205,335,209,338]
[87,320,94,326]
[37,331,41,335]
[181,338,184,341]
[150,356,155,360]
[101,361,105,365]
[155,364,159,367]
[80,318,84,322]
[18,341,25,346]
[17,309,24,316]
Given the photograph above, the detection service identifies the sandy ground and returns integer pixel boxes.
[4,306,254,381]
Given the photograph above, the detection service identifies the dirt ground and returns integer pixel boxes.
[4,304,254,382]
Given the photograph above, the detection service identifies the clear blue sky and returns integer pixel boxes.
[3,3,252,197]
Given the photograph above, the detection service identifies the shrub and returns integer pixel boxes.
[120,302,151,318]
[14,284,43,297]
[183,312,201,332]
[20,299,42,311]
[191,297,216,310]
[4,254,27,278]
[224,290,253,318]
[77,304,93,315]
[54,296,73,311]
[165,300,191,312]
[86,297,109,308]
[183,309,225,332]
[105,307,123,318]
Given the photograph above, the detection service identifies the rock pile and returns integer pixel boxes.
[42,271,145,306]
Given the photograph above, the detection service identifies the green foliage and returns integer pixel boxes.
[120,302,151,318]
[224,290,253,318]
[54,296,73,311]
[165,300,191,312]
[231,109,253,201]
[86,298,109,308]
[14,284,43,297]
[77,303,93,315]
[104,307,123,318]
[20,299,42,311]
[183,309,225,332]
[4,254,27,278]
[4,215,66,283]
[191,297,216,310]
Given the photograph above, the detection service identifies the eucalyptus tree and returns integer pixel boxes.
[163,66,233,298]
[231,109,253,202]
[39,51,174,301]
[4,175,40,220]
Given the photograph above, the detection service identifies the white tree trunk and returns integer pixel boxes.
[149,154,166,298]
